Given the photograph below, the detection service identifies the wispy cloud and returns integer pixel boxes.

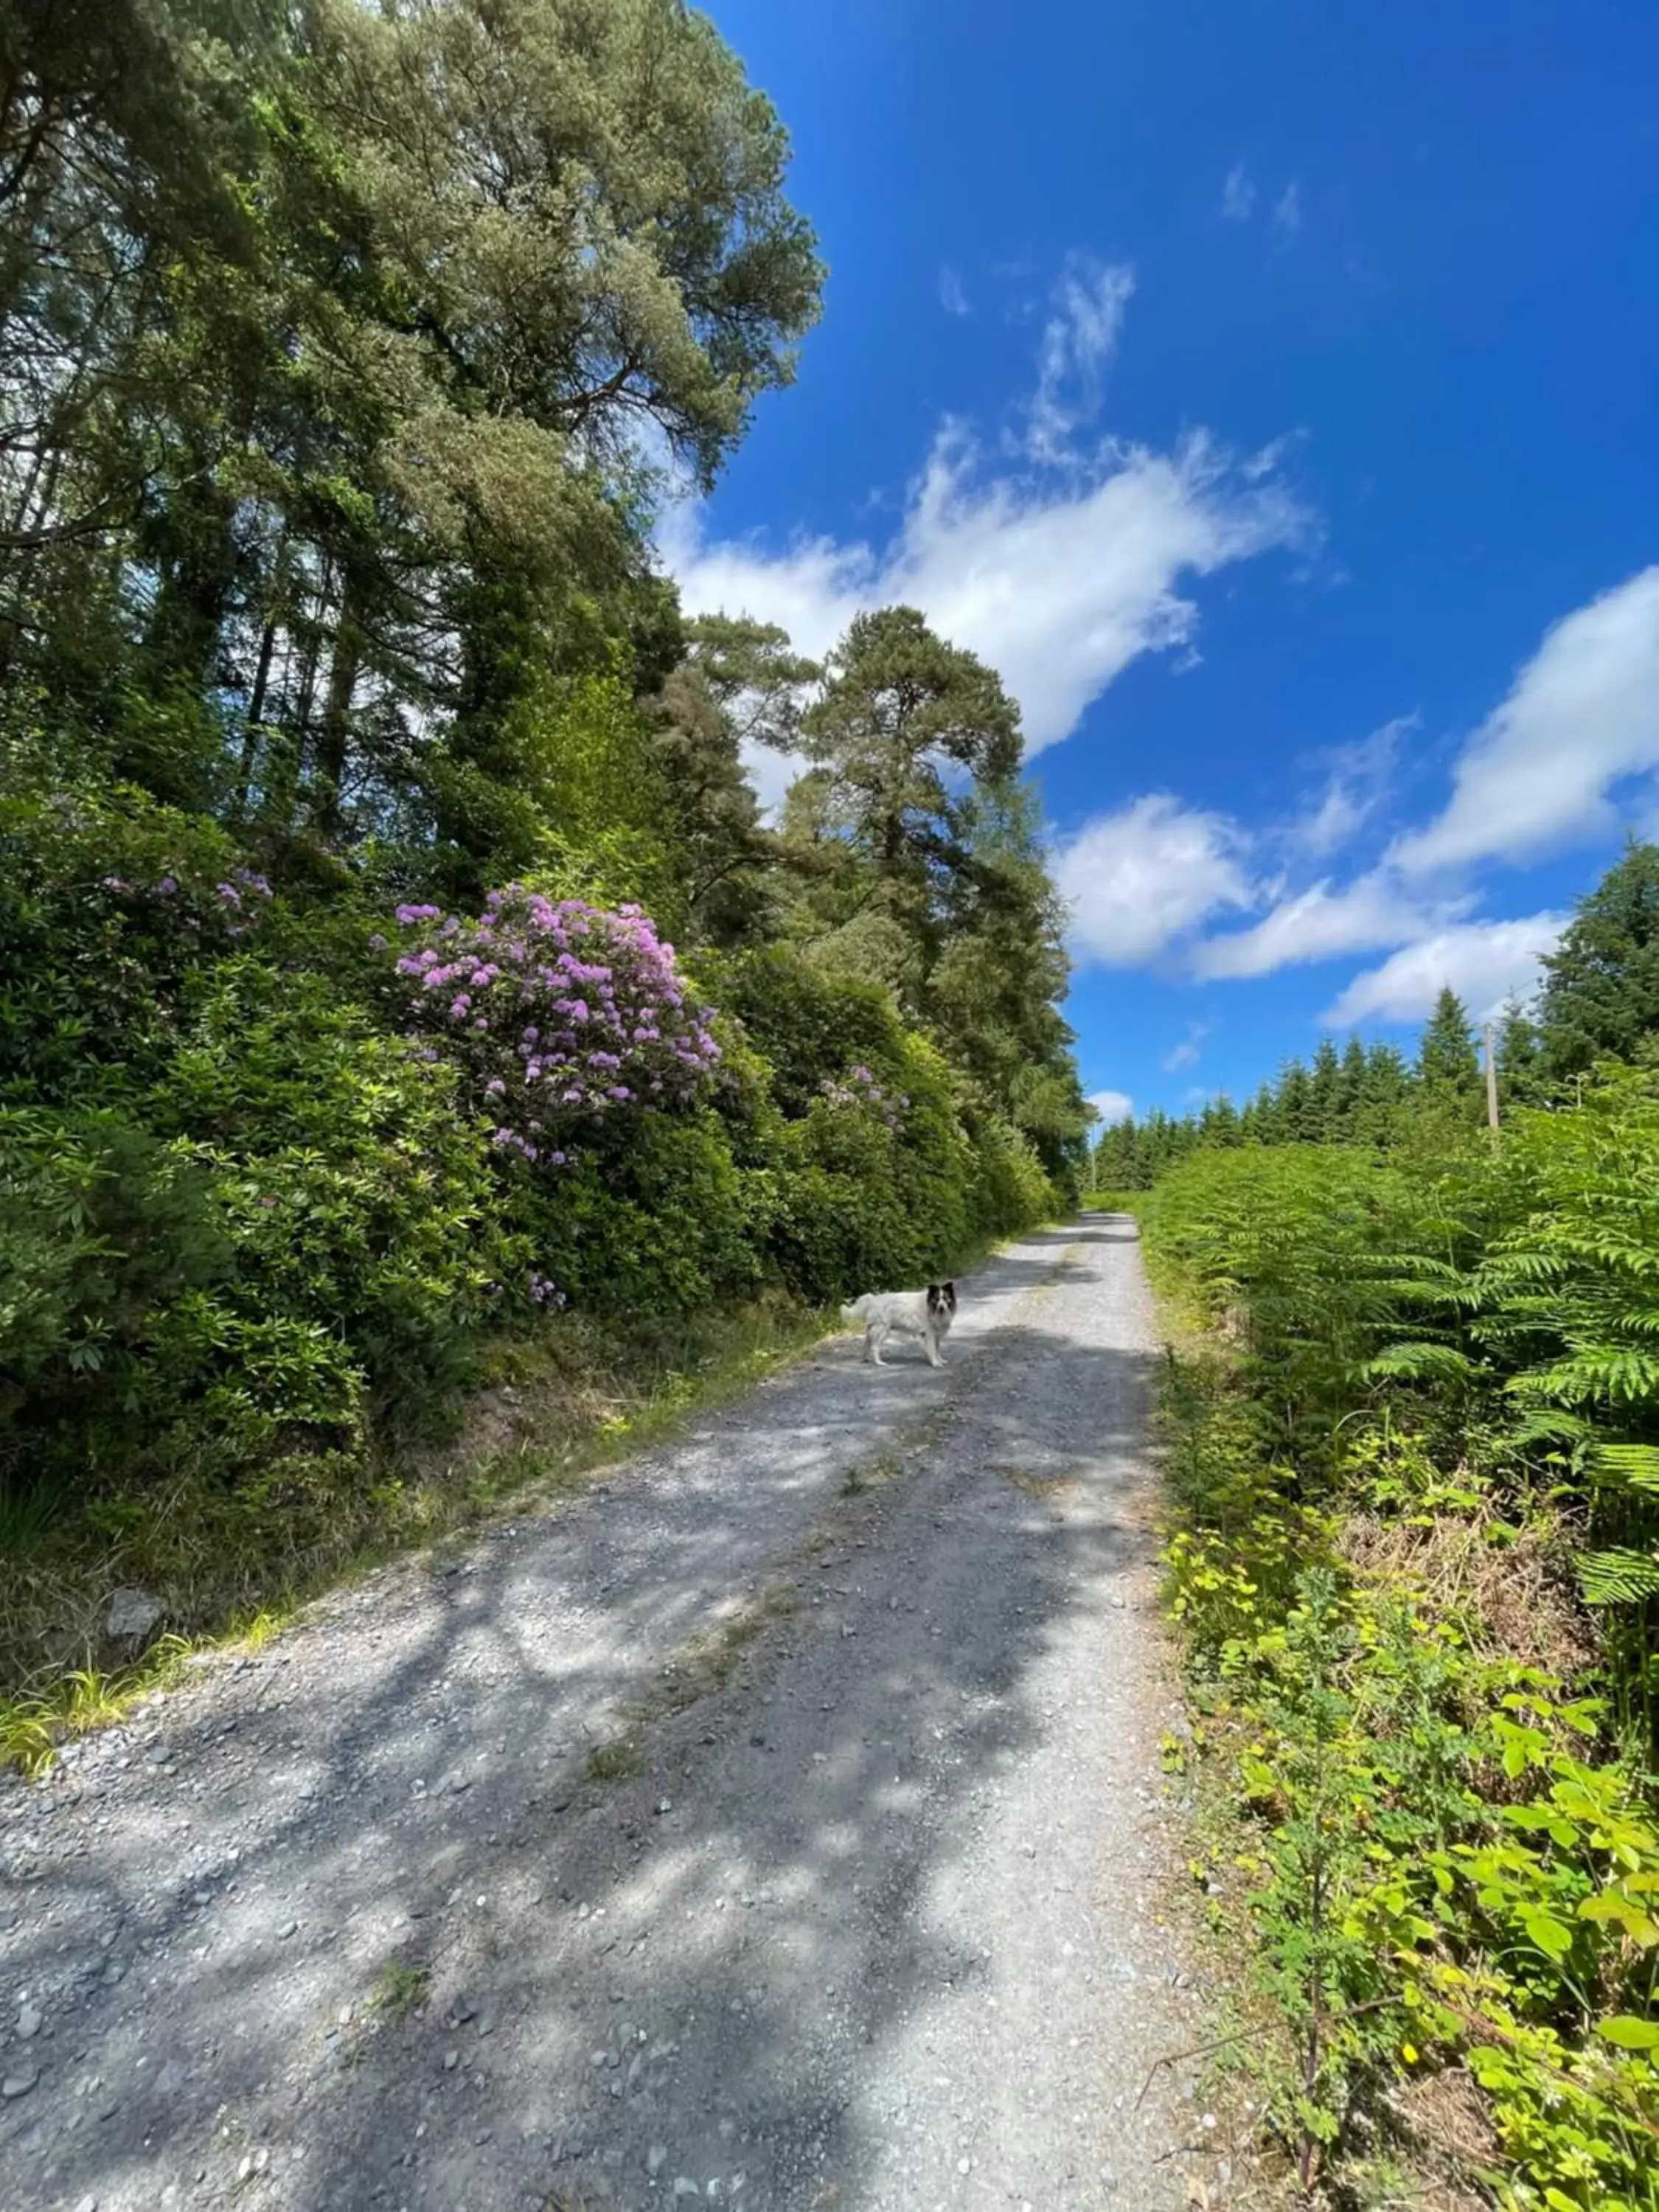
[1026,255,1136,461]
[1054,796,1253,968]
[1162,1020,1214,1072]
[1391,566,1659,876]
[1324,915,1568,1026]
[1221,163,1256,221]
[664,261,1309,768]
[1286,715,1413,860]
[937,264,970,318]
[1273,182,1304,235]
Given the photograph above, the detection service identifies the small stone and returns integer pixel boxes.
[655,1799,672,1815]
[276,1920,299,1940]
[74,2197,99,2212]
[104,1587,162,1641]
[450,1775,471,1795]
[1,2070,38,2099]
[672,2183,700,2200]
[647,2144,668,2175]
[442,2049,459,2070]
[15,2004,41,2039]
[957,2157,972,2175]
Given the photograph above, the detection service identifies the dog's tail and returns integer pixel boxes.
[841,1295,871,1323]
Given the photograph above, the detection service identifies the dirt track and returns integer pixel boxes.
[0,1214,1217,2212]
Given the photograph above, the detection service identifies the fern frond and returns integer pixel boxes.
[1589,1444,1659,1497]
[1360,1342,1482,1384]
[1577,1546,1659,1607]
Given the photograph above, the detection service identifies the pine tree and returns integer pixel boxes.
[1250,1079,1283,1145]
[1200,1093,1240,1147]
[1307,1037,1343,1141]
[1417,987,1481,1102]
[1338,1036,1370,1140]
[1536,841,1659,1079]
[1495,996,1548,1111]
[1278,1059,1315,1142]
[1354,1043,1412,1147]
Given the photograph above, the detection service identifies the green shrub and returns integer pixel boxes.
[514,1108,765,1316]
[0,752,274,1104]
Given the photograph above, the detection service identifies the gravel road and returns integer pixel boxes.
[1,1214,1221,2212]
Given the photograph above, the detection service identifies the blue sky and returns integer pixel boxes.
[667,0,1659,1124]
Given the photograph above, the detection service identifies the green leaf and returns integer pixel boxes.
[1596,2014,1659,2051]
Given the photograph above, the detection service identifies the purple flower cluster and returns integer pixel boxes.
[97,863,273,940]
[389,886,721,1167]
[818,1063,908,1134]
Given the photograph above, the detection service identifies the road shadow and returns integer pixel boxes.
[0,1215,1186,2212]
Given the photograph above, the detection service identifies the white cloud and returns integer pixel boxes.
[663,260,1308,762]
[1192,869,1458,981]
[938,264,970,318]
[1391,567,1659,877]
[1054,795,1253,968]
[1027,256,1135,461]
[1088,1089,1134,1125]
[667,431,1305,761]
[1324,914,1567,1026]
[1273,183,1303,235]
[1221,164,1256,221]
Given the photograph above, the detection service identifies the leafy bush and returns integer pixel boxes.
[1141,1085,1659,2205]
[2,961,512,1501]
[0,753,274,1102]
[512,1109,765,1316]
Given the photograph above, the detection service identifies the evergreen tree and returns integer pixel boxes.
[1536,841,1659,1079]
[1200,1093,1241,1147]
[1338,1036,1370,1139]
[1354,1042,1412,1147]
[1495,996,1548,1111]
[1416,987,1481,1105]
[1278,1059,1315,1142]
[1307,1037,1343,1141]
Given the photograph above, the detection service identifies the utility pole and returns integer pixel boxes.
[1483,1022,1500,1142]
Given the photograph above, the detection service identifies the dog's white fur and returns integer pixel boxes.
[841,1282,957,1368]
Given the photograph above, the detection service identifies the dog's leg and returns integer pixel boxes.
[870,1323,890,1366]
[924,1323,944,1368]
[863,1325,877,1365]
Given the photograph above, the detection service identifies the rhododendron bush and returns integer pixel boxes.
[391,888,723,1164]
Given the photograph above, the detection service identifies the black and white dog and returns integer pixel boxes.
[841,1281,958,1368]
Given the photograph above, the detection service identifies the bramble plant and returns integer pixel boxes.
[391,888,723,1165]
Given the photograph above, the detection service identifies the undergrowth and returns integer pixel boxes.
[1141,1110,1659,2211]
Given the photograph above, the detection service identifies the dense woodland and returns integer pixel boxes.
[0,0,1088,1686]
[1120,841,1659,2208]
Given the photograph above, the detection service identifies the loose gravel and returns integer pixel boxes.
[0,1214,1221,2211]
